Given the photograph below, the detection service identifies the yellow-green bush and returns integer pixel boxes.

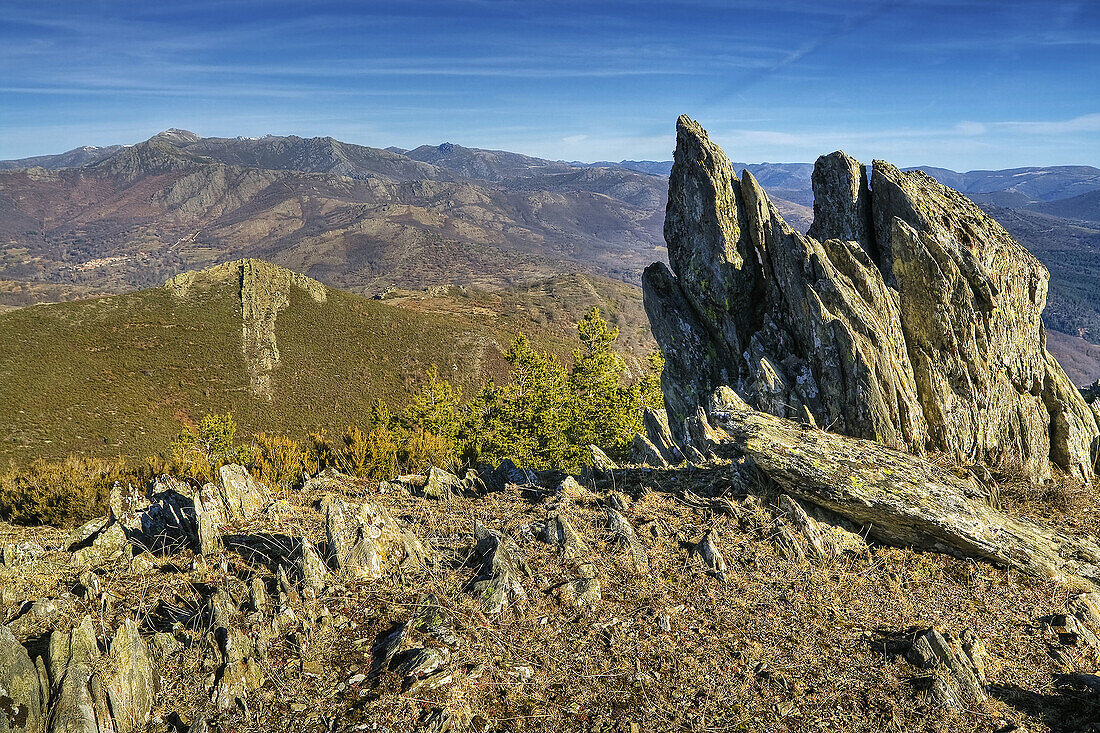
[167,413,251,483]
[250,432,307,488]
[0,456,126,527]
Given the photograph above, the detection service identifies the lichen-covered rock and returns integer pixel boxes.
[0,624,45,733]
[108,482,149,532]
[563,564,601,609]
[469,523,531,615]
[139,478,199,552]
[216,464,269,520]
[70,522,127,569]
[1,542,45,568]
[65,518,108,552]
[105,619,155,733]
[195,507,221,557]
[324,495,428,581]
[47,615,110,733]
[907,628,988,709]
[807,150,874,253]
[643,408,683,465]
[422,467,464,500]
[644,115,1098,484]
[8,598,77,642]
[693,530,727,583]
[208,590,263,711]
[299,538,328,595]
[542,509,588,559]
[630,433,669,468]
[587,445,618,476]
[604,508,648,573]
[775,494,828,561]
[493,459,537,489]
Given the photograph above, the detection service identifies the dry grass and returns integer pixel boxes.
[4,464,1099,732]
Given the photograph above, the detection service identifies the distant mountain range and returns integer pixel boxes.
[1,130,1098,372]
[0,130,703,294]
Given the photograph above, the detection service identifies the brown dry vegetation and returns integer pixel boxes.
[3,464,1099,732]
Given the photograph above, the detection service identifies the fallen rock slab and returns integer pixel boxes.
[708,388,1100,585]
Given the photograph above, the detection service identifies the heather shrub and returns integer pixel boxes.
[0,456,124,527]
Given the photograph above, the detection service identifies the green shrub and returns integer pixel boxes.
[470,333,573,469]
[168,413,251,483]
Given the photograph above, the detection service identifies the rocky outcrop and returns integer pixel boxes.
[643,116,1099,484]
[907,628,989,709]
[40,615,152,733]
[707,387,1100,585]
[642,408,682,465]
[470,523,531,615]
[0,625,45,733]
[167,259,327,399]
[323,493,429,581]
[104,620,154,733]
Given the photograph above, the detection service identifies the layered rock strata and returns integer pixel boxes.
[643,116,1099,483]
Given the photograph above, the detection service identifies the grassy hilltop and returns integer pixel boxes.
[0,260,651,465]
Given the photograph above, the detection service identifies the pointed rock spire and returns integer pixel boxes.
[807,150,875,257]
[643,115,1098,484]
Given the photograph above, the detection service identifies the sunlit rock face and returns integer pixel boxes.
[644,115,1099,484]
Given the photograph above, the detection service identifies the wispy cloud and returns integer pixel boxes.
[0,0,1097,168]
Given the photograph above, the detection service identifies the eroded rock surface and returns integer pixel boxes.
[167,259,327,399]
[708,387,1100,585]
[907,628,989,709]
[643,115,1099,484]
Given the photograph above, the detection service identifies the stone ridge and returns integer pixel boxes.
[167,259,327,399]
[643,116,1099,484]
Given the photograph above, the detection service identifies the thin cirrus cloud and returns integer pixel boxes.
[0,0,1097,169]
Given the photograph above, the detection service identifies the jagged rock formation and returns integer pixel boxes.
[167,259,327,399]
[644,116,1099,484]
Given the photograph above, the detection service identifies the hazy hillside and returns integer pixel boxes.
[0,131,667,294]
[406,141,575,180]
[0,144,125,171]
[182,133,455,181]
[1030,189,1100,223]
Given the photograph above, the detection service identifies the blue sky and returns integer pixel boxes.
[1,0,1098,169]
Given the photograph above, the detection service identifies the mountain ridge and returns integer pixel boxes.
[1,131,1097,354]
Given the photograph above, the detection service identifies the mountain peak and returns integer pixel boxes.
[152,128,202,145]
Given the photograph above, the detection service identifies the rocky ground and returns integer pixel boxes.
[4,456,1100,733]
[6,117,1100,733]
